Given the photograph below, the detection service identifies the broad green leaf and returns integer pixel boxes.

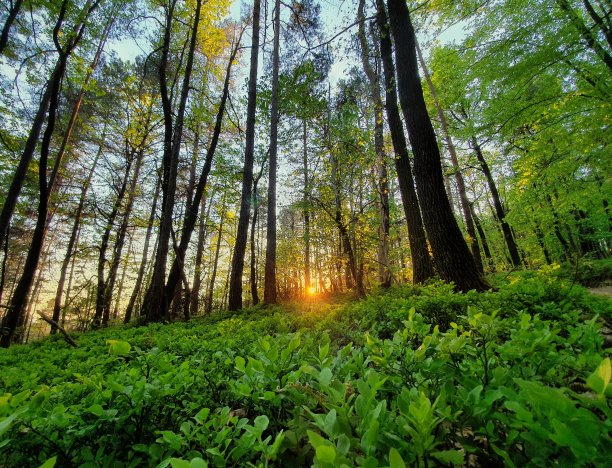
[39,456,57,468]
[316,444,336,464]
[107,339,131,356]
[389,448,406,468]
[431,450,465,465]
[0,406,27,437]
[586,357,611,396]
[319,367,332,387]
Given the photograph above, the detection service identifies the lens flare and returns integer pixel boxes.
[307,286,316,296]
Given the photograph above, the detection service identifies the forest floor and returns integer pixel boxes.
[1,268,611,466]
[588,285,612,299]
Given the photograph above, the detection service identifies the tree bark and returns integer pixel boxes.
[357,0,391,287]
[375,0,434,283]
[51,135,102,332]
[0,0,24,55]
[206,205,225,314]
[124,173,161,323]
[263,0,280,304]
[470,137,522,267]
[416,40,483,273]
[386,0,488,292]
[302,120,311,293]
[229,0,261,310]
[162,33,242,312]
[143,0,202,322]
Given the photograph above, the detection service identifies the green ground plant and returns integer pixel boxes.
[1,271,610,466]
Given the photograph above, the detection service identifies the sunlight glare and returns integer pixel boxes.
[307,286,317,296]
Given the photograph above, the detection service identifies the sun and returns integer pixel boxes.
[307,286,316,296]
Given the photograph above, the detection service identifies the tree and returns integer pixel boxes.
[229,0,261,311]
[386,0,488,292]
[375,0,434,284]
[263,0,281,304]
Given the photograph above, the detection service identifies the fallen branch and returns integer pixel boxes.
[37,312,78,348]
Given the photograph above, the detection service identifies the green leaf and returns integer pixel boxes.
[316,445,336,464]
[194,408,210,424]
[87,404,104,417]
[586,357,611,395]
[389,448,406,468]
[169,458,191,468]
[39,456,57,468]
[307,430,328,449]
[0,406,27,437]
[431,450,465,465]
[107,339,131,356]
[254,415,269,432]
[235,356,245,372]
[319,367,333,387]
[189,458,208,468]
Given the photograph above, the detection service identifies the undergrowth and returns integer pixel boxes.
[1,270,610,467]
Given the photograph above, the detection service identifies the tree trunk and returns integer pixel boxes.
[375,0,434,283]
[190,193,211,316]
[206,206,225,314]
[93,151,133,328]
[250,182,260,305]
[0,0,98,251]
[162,34,241,312]
[124,174,161,323]
[229,0,261,310]
[470,203,493,270]
[303,120,311,293]
[357,0,391,287]
[471,137,522,267]
[0,0,24,55]
[386,0,488,292]
[416,41,483,273]
[112,233,133,320]
[263,0,280,304]
[142,0,202,322]
[51,135,103,332]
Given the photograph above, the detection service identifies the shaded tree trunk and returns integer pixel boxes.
[124,174,161,323]
[358,0,391,287]
[303,121,311,293]
[416,40,483,273]
[51,135,103,332]
[229,0,261,310]
[0,0,24,55]
[206,206,225,314]
[471,137,522,267]
[142,0,202,322]
[264,0,280,304]
[375,0,434,283]
[386,0,488,292]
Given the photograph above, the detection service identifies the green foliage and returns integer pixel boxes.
[1,276,610,466]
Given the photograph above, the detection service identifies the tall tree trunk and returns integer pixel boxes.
[386,0,488,292]
[1,32,63,346]
[142,0,202,322]
[0,0,24,55]
[162,33,242,311]
[0,0,97,250]
[357,0,391,287]
[470,203,493,270]
[471,137,522,267]
[102,141,147,327]
[229,0,261,310]
[206,206,225,314]
[375,0,434,283]
[124,174,161,323]
[263,0,280,304]
[51,135,103,332]
[250,180,260,305]
[416,41,483,273]
[112,233,133,320]
[93,151,133,328]
[190,193,211,316]
[302,120,311,293]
